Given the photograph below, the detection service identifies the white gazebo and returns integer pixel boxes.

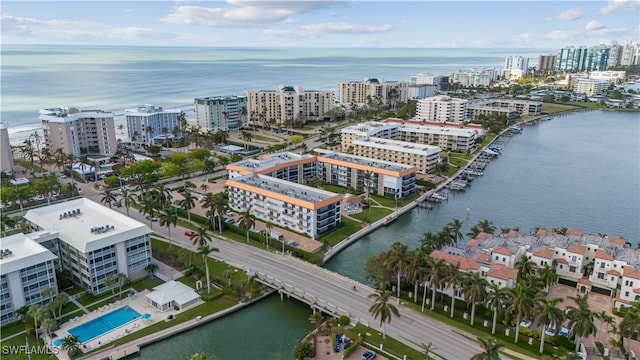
[145,280,201,312]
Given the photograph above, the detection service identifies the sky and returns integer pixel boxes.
[1,0,639,48]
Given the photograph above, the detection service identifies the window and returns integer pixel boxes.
[597,273,605,279]
[569,266,577,273]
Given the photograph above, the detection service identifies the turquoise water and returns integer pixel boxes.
[68,307,142,343]
[1,45,552,144]
[53,338,63,347]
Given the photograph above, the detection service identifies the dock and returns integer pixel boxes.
[108,344,140,359]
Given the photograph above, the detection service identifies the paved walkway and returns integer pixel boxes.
[69,296,90,314]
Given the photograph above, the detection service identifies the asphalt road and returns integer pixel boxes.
[75,180,482,360]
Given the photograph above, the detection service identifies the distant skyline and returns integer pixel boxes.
[1,1,639,48]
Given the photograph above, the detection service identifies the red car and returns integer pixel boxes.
[184,230,196,237]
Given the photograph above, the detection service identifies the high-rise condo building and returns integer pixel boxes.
[40,107,117,157]
[338,78,408,107]
[504,56,529,71]
[125,105,182,145]
[0,233,58,325]
[194,95,248,132]
[0,122,14,174]
[246,86,333,127]
[416,96,468,123]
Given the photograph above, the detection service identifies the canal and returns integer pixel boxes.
[138,110,639,358]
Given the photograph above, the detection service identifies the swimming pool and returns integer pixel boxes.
[53,338,63,347]
[68,307,141,343]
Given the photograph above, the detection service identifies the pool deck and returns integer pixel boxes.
[53,289,189,360]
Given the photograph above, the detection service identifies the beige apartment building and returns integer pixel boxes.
[40,107,117,157]
[0,122,14,174]
[338,78,408,107]
[416,96,468,123]
[351,136,441,174]
[245,85,333,127]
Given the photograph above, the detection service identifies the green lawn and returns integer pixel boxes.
[349,207,392,223]
[541,102,581,113]
[86,298,117,312]
[0,333,57,360]
[0,321,26,339]
[130,277,164,292]
[369,192,419,208]
[319,183,358,195]
[320,217,361,246]
[76,289,119,306]
[252,134,280,143]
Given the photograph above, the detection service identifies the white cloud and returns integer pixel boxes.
[264,22,392,39]
[585,20,605,31]
[161,1,346,27]
[556,8,582,21]
[107,27,178,40]
[124,9,134,13]
[600,0,640,14]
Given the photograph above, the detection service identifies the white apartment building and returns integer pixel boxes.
[125,105,182,145]
[408,84,437,100]
[40,107,117,157]
[504,56,529,71]
[537,54,558,73]
[573,78,609,96]
[409,73,446,87]
[338,78,408,107]
[0,122,14,174]
[341,121,477,153]
[228,150,418,199]
[246,85,333,127]
[226,173,343,239]
[0,232,58,325]
[24,199,152,295]
[194,95,248,132]
[351,137,441,174]
[479,98,543,117]
[416,96,468,123]
[449,68,498,87]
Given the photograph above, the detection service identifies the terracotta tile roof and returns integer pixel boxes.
[476,253,490,262]
[567,244,587,255]
[623,265,637,276]
[536,229,554,237]
[430,250,480,271]
[634,288,640,294]
[466,239,479,247]
[607,269,621,276]
[532,248,554,259]
[556,258,569,264]
[492,246,512,256]
[566,228,584,236]
[625,269,640,280]
[476,232,494,240]
[595,249,614,261]
[578,278,592,285]
[506,230,525,238]
[608,236,627,246]
[486,265,518,281]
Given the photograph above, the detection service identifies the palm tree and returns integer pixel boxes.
[153,183,172,204]
[406,249,426,303]
[237,206,256,243]
[461,272,488,326]
[212,193,229,234]
[52,292,69,321]
[265,223,273,249]
[566,293,597,352]
[140,193,159,229]
[41,316,57,342]
[61,335,81,356]
[144,263,159,279]
[116,273,128,297]
[198,245,219,295]
[119,189,137,217]
[419,341,435,360]
[179,190,196,223]
[537,262,558,290]
[190,226,212,248]
[442,263,462,318]
[27,304,44,342]
[515,255,536,282]
[41,287,56,303]
[471,337,504,360]
[159,205,179,248]
[240,130,253,150]
[486,283,509,334]
[384,241,408,299]
[534,296,565,353]
[309,311,324,344]
[103,274,118,299]
[100,188,117,209]
[506,282,538,343]
[427,257,447,311]
[447,218,464,247]
[596,310,614,339]
[368,289,400,340]
[475,219,496,234]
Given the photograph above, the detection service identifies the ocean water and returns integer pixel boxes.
[1,45,550,144]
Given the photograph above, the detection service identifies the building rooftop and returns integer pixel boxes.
[227,173,341,209]
[231,152,315,174]
[39,107,114,123]
[24,198,152,253]
[315,149,415,174]
[0,232,58,274]
[353,136,441,156]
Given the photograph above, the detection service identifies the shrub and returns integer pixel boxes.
[183,267,194,277]
[344,337,362,357]
[201,292,224,302]
[595,341,605,355]
[520,327,540,340]
[338,315,350,326]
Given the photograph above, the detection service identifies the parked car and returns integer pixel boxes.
[145,215,159,222]
[184,230,195,237]
[519,320,532,328]
[361,350,376,360]
[559,326,571,337]
[199,195,208,201]
[59,173,67,179]
[121,185,130,191]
